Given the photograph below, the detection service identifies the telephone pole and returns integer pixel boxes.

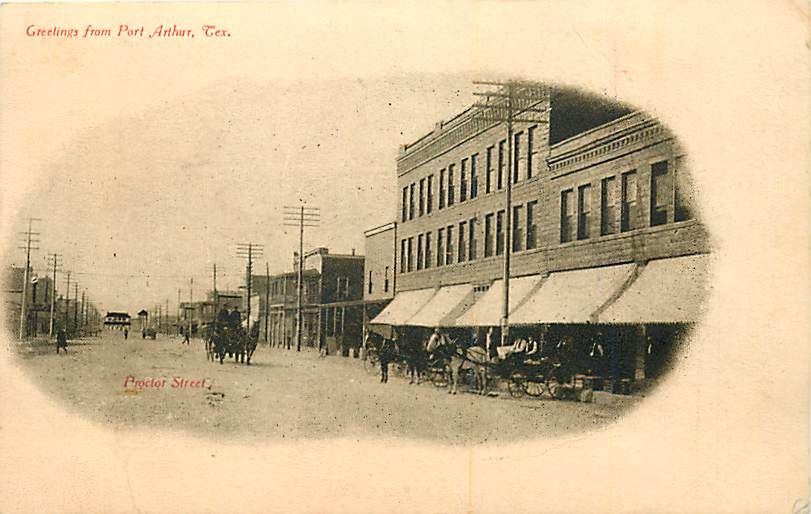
[17,217,41,340]
[237,243,264,337]
[283,205,320,352]
[264,261,270,344]
[472,81,547,347]
[80,289,86,334]
[64,271,71,335]
[47,253,62,337]
[73,282,79,337]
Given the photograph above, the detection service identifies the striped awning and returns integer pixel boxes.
[509,263,636,324]
[406,284,477,327]
[454,275,543,327]
[369,288,436,326]
[599,254,711,323]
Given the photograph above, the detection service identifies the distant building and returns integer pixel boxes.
[104,312,131,330]
[4,266,55,337]
[253,247,365,355]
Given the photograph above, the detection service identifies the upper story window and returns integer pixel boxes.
[526,200,538,250]
[400,239,406,274]
[408,183,415,220]
[401,187,407,222]
[424,232,432,270]
[560,189,575,243]
[577,184,592,240]
[407,237,414,272]
[513,132,524,183]
[512,204,523,252]
[497,140,506,190]
[674,156,695,222]
[447,164,455,206]
[436,227,445,267]
[600,176,618,236]
[426,174,434,214]
[439,169,446,209]
[460,159,468,202]
[458,221,467,262]
[650,160,670,227]
[485,146,494,194]
[418,178,425,216]
[468,217,478,260]
[621,171,638,232]
[470,154,478,199]
[484,213,494,257]
[527,125,537,180]
[368,270,373,294]
[445,225,454,264]
[417,234,424,270]
[384,266,390,292]
[496,209,505,255]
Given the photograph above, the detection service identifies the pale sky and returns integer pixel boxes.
[5,75,479,314]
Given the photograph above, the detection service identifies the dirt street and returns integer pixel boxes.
[14,332,638,445]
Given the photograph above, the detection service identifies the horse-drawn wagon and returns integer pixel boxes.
[205,316,259,365]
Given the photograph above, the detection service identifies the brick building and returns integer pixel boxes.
[362,222,397,336]
[254,247,365,354]
[4,266,56,337]
[372,84,710,391]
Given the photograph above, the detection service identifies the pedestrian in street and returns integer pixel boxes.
[124,328,129,340]
[56,329,67,354]
[182,325,190,345]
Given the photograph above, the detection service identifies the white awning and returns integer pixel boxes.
[599,254,711,323]
[509,263,636,324]
[369,288,436,326]
[454,275,543,327]
[406,284,477,327]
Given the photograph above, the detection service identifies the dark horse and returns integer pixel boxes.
[363,331,399,383]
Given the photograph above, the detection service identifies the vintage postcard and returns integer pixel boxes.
[0,2,808,513]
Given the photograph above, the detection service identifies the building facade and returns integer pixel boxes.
[375,84,710,392]
[254,247,365,355]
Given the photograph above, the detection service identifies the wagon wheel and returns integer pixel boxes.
[430,368,447,387]
[525,378,546,397]
[508,372,526,398]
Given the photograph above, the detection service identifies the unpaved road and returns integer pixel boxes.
[13,332,638,444]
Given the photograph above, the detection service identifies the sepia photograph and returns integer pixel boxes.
[1,2,808,513]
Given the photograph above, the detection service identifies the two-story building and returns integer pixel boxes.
[253,247,365,355]
[372,84,710,392]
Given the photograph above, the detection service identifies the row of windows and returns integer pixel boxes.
[559,158,694,243]
[367,267,390,295]
[398,200,540,274]
[401,125,541,223]
[398,158,695,274]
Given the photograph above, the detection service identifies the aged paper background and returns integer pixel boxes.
[1,1,809,513]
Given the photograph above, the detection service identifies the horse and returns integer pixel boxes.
[426,332,490,395]
[364,331,399,383]
[400,334,428,385]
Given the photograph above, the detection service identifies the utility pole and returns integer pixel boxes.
[17,217,41,340]
[283,205,320,352]
[73,282,78,337]
[237,243,264,338]
[264,261,270,344]
[47,253,62,337]
[472,81,547,347]
[165,299,169,334]
[64,271,71,335]
[80,289,86,335]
